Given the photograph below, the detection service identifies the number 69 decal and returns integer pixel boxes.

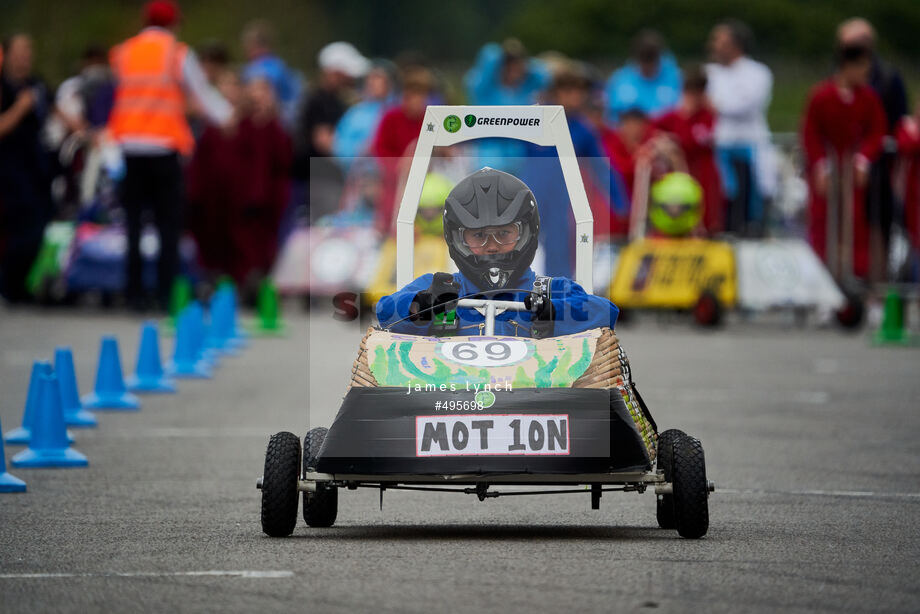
[437,339,532,367]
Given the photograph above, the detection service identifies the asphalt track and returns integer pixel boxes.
[1,305,918,613]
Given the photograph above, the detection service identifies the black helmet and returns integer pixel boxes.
[442,167,540,290]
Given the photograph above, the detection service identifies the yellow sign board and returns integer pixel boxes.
[610,238,736,309]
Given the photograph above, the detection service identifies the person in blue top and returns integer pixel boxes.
[605,29,681,123]
[332,62,395,166]
[521,67,629,278]
[241,20,304,130]
[376,168,619,338]
[463,40,552,171]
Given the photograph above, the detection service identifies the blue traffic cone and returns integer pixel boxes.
[188,302,218,367]
[207,289,233,354]
[4,361,73,444]
[211,286,247,353]
[126,321,177,393]
[198,307,221,368]
[55,347,98,428]
[4,361,51,444]
[81,336,141,410]
[166,303,212,378]
[12,372,88,468]
[0,417,27,492]
[224,285,249,345]
[186,301,219,372]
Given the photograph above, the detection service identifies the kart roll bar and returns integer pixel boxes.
[395,105,595,294]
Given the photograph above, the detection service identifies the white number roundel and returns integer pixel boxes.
[438,340,530,367]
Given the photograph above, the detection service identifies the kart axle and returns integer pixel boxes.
[329,483,645,499]
[653,480,716,495]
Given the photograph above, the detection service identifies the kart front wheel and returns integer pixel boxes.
[672,434,710,539]
[260,431,301,537]
[655,429,686,530]
[302,427,337,528]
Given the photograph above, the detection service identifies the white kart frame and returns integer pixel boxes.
[396,105,595,294]
[300,105,674,494]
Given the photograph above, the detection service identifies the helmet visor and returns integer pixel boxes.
[461,222,522,248]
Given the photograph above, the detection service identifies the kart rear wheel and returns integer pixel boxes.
[261,431,301,537]
[655,429,685,530]
[303,427,337,528]
[693,291,722,327]
[835,293,864,330]
[672,434,709,539]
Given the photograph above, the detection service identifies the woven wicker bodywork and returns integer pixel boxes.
[347,327,656,460]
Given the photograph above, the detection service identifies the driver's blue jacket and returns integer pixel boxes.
[375,269,619,337]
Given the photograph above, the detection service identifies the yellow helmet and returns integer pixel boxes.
[416,172,453,235]
[649,172,702,236]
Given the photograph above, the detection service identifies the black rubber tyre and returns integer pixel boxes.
[835,294,864,330]
[655,429,686,530]
[302,427,337,528]
[672,434,710,539]
[260,431,301,537]
[693,291,722,327]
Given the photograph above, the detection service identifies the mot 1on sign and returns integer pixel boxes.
[416,414,569,457]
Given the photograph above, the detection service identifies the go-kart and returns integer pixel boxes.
[257,105,714,538]
[612,165,847,327]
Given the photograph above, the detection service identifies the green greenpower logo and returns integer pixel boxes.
[443,115,461,133]
[464,114,477,127]
[474,390,496,408]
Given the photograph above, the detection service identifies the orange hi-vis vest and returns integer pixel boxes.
[107,29,193,155]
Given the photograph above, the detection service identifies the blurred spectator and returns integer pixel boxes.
[602,107,686,238]
[464,39,550,169]
[295,41,367,221]
[522,66,628,276]
[605,29,681,123]
[655,66,724,233]
[107,0,232,310]
[241,20,303,130]
[333,61,396,164]
[187,73,292,289]
[837,18,909,280]
[198,40,230,85]
[372,66,434,232]
[189,40,230,138]
[706,19,775,236]
[235,78,292,287]
[601,108,654,202]
[0,33,53,303]
[801,43,886,280]
[45,44,114,145]
[186,70,243,279]
[465,39,549,106]
[298,41,367,164]
[837,19,908,132]
[42,44,115,213]
[895,105,920,259]
[585,92,618,150]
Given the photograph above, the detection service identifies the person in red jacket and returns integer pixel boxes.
[601,109,651,200]
[801,44,886,279]
[187,73,291,291]
[895,105,920,256]
[372,66,433,233]
[655,66,724,234]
